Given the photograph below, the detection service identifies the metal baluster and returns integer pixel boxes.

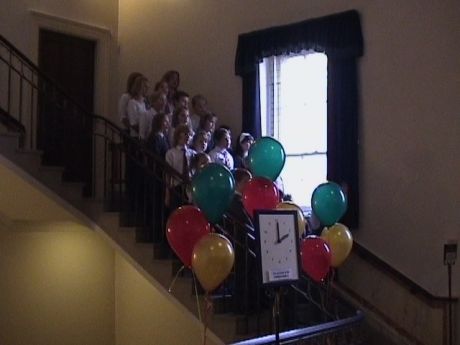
[118,131,123,211]
[110,129,115,209]
[244,226,250,331]
[30,70,35,149]
[92,119,97,197]
[19,61,23,124]
[104,122,108,200]
[7,50,12,113]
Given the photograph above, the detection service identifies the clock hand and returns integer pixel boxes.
[279,233,289,243]
[276,220,280,243]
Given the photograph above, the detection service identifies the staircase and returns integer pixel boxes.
[0,33,364,344]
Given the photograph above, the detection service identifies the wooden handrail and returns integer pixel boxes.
[0,105,25,134]
[230,311,364,345]
[351,241,457,304]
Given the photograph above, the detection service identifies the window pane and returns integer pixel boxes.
[277,52,327,154]
[281,154,327,208]
[259,59,268,136]
[259,51,328,208]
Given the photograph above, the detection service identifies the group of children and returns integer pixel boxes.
[118,70,256,208]
[118,71,287,313]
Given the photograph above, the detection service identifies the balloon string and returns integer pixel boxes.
[325,268,335,311]
[192,271,202,322]
[168,264,185,293]
[203,292,213,345]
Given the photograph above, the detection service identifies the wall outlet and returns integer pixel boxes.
[444,240,457,265]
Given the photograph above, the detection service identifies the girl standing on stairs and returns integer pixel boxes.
[165,124,195,211]
[127,75,150,138]
[118,72,142,131]
[125,75,149,226]
[160,70,180,115]
[144,113,170,243]
[168,106,192,147]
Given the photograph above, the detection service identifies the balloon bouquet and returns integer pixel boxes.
[245,137,353,283]
[165,136,353,343]
[166,162,236,293]
[166,162,236,345]
[301,181,353,282]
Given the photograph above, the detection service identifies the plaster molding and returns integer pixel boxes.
[29,9,112,36]
[29,9,112,118]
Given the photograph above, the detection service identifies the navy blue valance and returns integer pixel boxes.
[235,10,363,76]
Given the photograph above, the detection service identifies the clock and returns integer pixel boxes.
[254,210,300,286]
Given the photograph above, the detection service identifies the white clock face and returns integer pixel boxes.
[258,213,299,284]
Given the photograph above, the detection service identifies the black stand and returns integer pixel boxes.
[444,242,456,345]
[273,287,281,345]
[447,264,453,345]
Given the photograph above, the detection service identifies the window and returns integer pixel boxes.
[259,51,328,208]
[236,10,362,227]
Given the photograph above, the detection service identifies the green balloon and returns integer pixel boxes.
[311,182,348,226]
[247,137,286,181]
[191,163,235,223]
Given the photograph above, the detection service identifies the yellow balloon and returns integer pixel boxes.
[192,233,235,292]
[276,201,306,239]
[321,223,353,267]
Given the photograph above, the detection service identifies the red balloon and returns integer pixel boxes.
[166,206,212,268]
[300,236,331,282]
[242,177,279,217]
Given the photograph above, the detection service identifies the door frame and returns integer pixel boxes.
[30,9,112,118]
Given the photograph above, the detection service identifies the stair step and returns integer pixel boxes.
[14,149,43,168]
[60,181,84,199]
[153,242,172,259]
[0,131,21,140]
[0,134,34,170]
[16,148,44,156]
[33,166,64,187]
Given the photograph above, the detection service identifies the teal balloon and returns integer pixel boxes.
[247,137,286,181]
[311,182,347,226]
[191,163,235,223]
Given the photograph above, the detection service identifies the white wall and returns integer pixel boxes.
[118,0,460,297]
[0,0,119,120]
[0,220,220,345]
[358,0,460,298]
[115,253,222,345]
[0,222,115,345]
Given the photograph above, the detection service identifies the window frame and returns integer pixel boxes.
[235,10,363,228]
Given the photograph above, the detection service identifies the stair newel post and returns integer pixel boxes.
[274,286,281,345]
[243,222,249,329]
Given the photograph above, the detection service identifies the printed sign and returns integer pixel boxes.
[267,269,292,282]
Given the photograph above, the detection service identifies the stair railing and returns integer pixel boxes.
[0,33,364,344]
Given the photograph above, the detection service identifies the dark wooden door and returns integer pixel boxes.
[38,29,95,195]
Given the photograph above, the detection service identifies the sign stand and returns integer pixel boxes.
[273,287,281,345]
